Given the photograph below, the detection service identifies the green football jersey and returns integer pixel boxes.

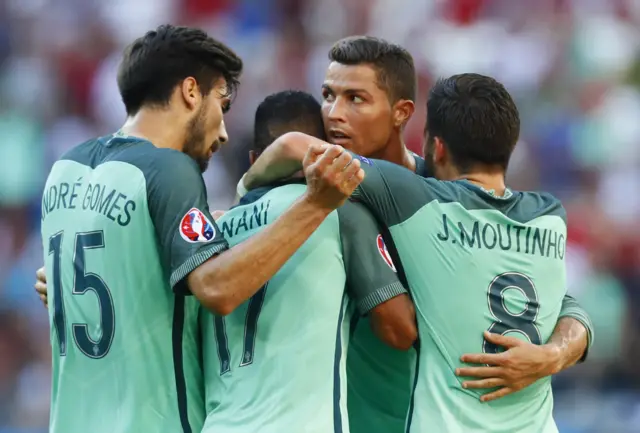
[347,297,591,433]
[350,155,569,433]
[40,133,229,433]
[200,181,405,433]
[346,155,594,433]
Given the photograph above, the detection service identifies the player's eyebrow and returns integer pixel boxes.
[344,88,371,97]
[321,83,371,97]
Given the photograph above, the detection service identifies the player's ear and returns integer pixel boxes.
[180,77,201,111]
[434,137,447,164]
[392,99,415,129]
[249,150,258,166]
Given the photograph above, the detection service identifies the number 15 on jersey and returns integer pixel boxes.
[48,230,115,359]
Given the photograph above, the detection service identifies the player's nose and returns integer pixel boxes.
[326,98,347,123]
[218,120,228,144]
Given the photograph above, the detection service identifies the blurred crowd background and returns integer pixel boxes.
[1,0,639,432]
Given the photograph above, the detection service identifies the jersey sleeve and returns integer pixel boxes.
[337,200,408,315]
[145,149,229,294]
[348,152,435,228]
[558,294,594,362]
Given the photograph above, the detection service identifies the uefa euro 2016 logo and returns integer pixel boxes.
[180,207,216,243]
[376,234,396,272]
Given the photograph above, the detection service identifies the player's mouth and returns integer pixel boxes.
[209,141,221,157]
[328,129,352,146]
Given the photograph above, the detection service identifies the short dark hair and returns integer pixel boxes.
[328,36,416,102]
[117,24,243,116]
[426,73,520,172]
[253,90,325,155]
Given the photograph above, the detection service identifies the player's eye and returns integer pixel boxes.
[221,101,231,114]
[322,90,335,102]
[351,95,364,104]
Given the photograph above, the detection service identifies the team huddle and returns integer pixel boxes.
[35,25,594,433]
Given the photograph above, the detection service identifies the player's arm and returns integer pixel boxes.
[239,133,438,224]
[241,132,325,193]
[239,131,413,207]
[148,145,363,316]
[456,294,594,402]
[550,294,593,364]
[338,200,417,350]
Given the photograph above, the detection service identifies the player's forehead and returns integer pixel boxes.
[322,62,382,95]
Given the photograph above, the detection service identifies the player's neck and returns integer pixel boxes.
[456,170,507,197]
[376,138,416,172]
[120,109,186,152]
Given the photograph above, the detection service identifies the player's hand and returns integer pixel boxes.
[302,144,364,211]
[212,210,226,220]
[35,266,48,309]
[456,331,561,402]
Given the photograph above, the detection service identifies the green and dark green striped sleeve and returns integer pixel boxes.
[143,149,229,294]
[338,200,407,315]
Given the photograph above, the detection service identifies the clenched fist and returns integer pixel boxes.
[302,144,364,211]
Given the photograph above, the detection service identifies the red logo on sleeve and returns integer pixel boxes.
[376,234,396,272]
[180,208,216,243]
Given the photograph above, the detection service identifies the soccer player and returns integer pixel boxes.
[350,73,571,432]
[38,25,363,433]
[238,37,593,433]
[200,90,416,433]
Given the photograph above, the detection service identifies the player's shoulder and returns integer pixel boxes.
[389,175,471,207]
[229,180,308,225]
[421,177,466,199]
[239,180,306,207]
[104,140,204,196]
[512,190,567,225]
[367,156,413,175]
[113,140,199,178]
[58,136,108,167]
[366,157,439,197]
[58,133,197,176]
[422,178,517,205]
[440,181,567,224]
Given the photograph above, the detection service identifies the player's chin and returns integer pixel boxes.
[197,157,211,173]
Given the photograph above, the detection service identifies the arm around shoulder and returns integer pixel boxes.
[187,195,332,315]
[188,143,363,315]
[244,132,329,190]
